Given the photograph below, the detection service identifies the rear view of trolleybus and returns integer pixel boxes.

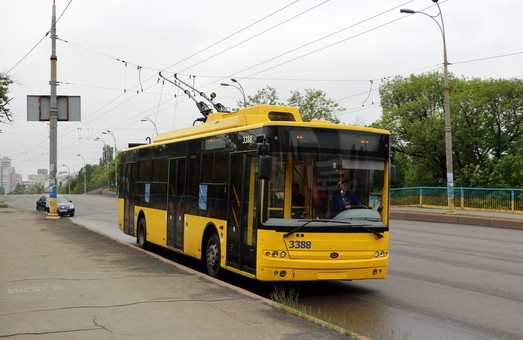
[118,104,391,281]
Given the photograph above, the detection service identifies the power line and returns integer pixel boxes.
[52,1,307,141]
[452,51,523,65]
[166,0,302,72]
[177,0,331,74]
[6,0,74,74]
[192,1,415,90]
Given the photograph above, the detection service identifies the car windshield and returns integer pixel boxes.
[47,196,70,204]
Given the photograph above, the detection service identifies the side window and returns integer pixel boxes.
[185,154,200,215]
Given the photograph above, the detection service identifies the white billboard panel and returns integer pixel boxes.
[27,95,81,121]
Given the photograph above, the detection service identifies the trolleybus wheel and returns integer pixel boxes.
[205,233,221,277]
[137,218,148,249]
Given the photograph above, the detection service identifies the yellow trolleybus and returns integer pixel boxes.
[118,104,391,281]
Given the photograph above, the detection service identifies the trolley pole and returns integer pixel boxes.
[48,0,59,219]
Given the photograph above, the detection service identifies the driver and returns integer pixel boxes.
[331,178,363,217]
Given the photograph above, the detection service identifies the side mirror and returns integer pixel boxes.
[259,155,272,180]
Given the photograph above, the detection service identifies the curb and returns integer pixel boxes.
[390,211,523,230]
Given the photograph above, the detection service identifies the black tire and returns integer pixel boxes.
[137,218,148,249]
[205,233,222,278]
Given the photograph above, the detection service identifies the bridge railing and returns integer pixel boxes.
[390,187,523,214]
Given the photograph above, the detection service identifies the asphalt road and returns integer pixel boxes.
[5,194,523,340]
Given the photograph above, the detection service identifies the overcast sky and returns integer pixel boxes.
[2,0,522,179]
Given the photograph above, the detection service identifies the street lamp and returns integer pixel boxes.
[140,118,158,138]
[221,78,246,107]
[76,154,86,195]
[95,137,110,187]
[94,137,107,147]
[400,0,455,214]
[62,163,70,195]
[94,137,107,166]
[102,130,118,189]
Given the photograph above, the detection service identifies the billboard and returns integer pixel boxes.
[27,95,81,121]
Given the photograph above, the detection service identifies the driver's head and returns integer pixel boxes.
[337,178,349,190]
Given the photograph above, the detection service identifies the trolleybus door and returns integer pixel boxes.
[123,163,136,235]
[227,152,258,274]
[167,158,186,250]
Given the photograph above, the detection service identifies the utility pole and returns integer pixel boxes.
[48,0,59,219]
[400,0,455,214]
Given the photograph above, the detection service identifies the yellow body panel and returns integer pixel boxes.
[256,229,389,281]
[117,198,124,232]
[125,105,389,153]
[183,214,227,262]
[137,207,167,246]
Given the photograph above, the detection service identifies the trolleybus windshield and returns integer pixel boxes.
[262,127,389,223]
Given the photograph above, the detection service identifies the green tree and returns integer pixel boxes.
[0,73,13,122]
[9,184,26,195]
[244,86,342,124]
[287,89,343,123]
[374,73,523,188]
[243,86,283,107]
[99,145,114,168]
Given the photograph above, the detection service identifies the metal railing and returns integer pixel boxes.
[391,187,523,214]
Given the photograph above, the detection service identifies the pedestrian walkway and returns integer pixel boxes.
[391,206,523,230]
[0,208,349,339]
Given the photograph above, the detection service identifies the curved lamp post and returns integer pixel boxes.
[95,137,110,186]
[401,0,455,214]
[102,130,118,189]
[76,154,86,195]
[221,78,246,107]
[140,118,158,138]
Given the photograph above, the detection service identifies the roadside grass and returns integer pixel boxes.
[270,285,411,340]
[270,286,363,339]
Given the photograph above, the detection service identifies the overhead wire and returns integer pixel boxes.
[53,0,306,143]
[62,0,435,141]
[185,0,415,90]
[23,0,520,160]
[177,0,331,73]
[6,0,74,74]
[452,51,523,65]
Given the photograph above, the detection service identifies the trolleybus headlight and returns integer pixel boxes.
[265,251,270,256]
[280,251,287,258]
[272,251,278,258]
[375,251,380,257]
[380,251,385,257]
[280,270,287,277]
[372,269,378,275]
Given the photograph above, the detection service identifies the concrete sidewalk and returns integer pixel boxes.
[391,206,523,230]
[0,208,348,339]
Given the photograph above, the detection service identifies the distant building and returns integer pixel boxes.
[28,173,48,187]
[0,156,22,193]
[0,157,12,192]
[14,173,23,187]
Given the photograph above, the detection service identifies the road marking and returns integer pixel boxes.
[7,286,65,294]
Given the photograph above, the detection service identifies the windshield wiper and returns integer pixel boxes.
[283,219,321,238]
[357,224,384,239]
[283,219,383,239]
